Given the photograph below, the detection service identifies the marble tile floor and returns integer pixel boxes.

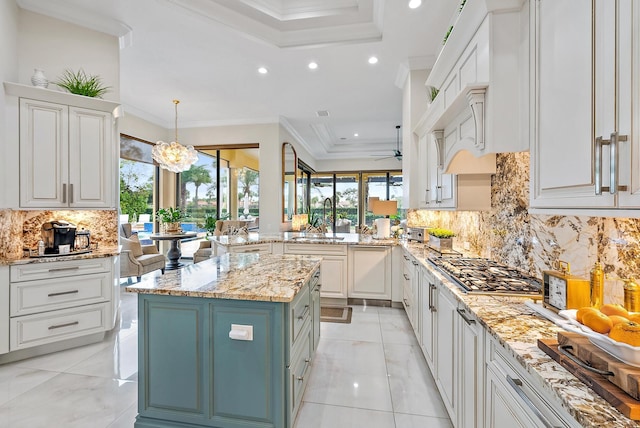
[0,272,452,428]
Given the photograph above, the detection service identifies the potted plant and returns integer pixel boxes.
[428,228,456,249]
[198,213,218,237]
[156,207,187,234]
[54,68,110,98]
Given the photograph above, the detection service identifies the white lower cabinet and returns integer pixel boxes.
[347,246,391,300]
[401,252,420,334]
[284,243,348,299]
[435,283,458,426]
[4,257,116,354]
[457,305,483,428]
[420,267,436,370]
[485,333,579,428]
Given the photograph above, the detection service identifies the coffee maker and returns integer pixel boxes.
[41,220,77,254]
[75,228,91,251]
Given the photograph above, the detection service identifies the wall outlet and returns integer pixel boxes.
[463,241,470,250]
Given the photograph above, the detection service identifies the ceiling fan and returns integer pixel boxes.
[374,125,402,161]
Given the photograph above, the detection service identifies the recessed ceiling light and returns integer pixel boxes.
[409,0,422,8]
[308,62,318,70]
[354,133,359,137]
[258,67,268,74]
[368,56,378,65]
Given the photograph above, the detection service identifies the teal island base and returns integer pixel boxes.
[132,264,320,428]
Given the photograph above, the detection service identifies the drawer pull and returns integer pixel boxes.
[506,376,561,428]
[48,321,79,330]
[403,273,410,280]
[456,308,476,325]
[48,266,80,273]
[297,305,310,320]
[412,260,419,266]
[242,248,261,253]
[403,298,410,307]
[557,345,614,377]
[403,255,410,260]
[48,290,80,297]
[296,357,312,381]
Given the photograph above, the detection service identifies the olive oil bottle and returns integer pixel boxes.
[589,262,604,308]
[624,278,640,312]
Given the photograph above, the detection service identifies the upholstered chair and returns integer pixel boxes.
[119,223,166,282]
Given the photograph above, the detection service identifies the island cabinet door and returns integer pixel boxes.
[137,296,209,426]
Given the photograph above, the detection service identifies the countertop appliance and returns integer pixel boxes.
[542,260,590,312]
[428,257,542,296]
[75,228,91,250]
[41,220,76,254]
[407,227,430,242]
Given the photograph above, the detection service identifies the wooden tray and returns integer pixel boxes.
[538,332,640,420]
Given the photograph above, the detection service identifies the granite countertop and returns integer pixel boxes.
[1,246,120,266]
[211,232,399,246]
[402,242,638,428]
[125,253,322,303]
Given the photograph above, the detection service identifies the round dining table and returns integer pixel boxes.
[149,232,198,270]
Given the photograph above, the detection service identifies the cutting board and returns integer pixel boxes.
[538,332,640,420]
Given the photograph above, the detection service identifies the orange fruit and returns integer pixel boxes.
[600,303,629,318]
[582,311,613,334]
[576,307,598,323]
[609,321,640,347]
[609,315,630,326]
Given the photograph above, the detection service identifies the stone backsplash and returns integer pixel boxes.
[407,152,640,304]
[0,209,118,261]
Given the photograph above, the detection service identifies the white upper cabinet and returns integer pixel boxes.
[414,0,527,172]
[4,83,120,209]
[530,0,640,211]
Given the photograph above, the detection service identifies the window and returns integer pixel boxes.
[179,152,219,231]
[308,170,401,230]
[119,135,157,242]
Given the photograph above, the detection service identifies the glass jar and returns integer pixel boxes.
[624,279,640,312]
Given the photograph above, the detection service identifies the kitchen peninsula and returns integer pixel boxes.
[126,253,321,428]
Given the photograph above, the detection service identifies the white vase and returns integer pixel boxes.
[31,69,48,88]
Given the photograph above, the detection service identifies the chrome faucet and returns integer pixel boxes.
[322,197,333,228]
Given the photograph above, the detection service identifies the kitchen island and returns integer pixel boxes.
[126,253,321,428]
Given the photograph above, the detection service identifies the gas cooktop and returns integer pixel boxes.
[428,257,542,296]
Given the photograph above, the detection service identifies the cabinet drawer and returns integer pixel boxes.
[288,323,313,422]
[11,272,111,316]
[284,243,347,256]
[10,302,109,351]
[229,243,271,254]
[11,258,111,282]
[289,285,311,347]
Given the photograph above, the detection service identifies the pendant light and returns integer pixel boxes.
[152,100,198,173]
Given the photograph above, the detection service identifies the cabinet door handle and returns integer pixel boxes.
[594,136,604,195]
[62,183,67,203]
[429,283,437,312]
[48,266,80,272]
[436,186,442,203]
[69,183,74,204]
[403,298,410,307]
[506,376,561,428]
[48,289,79,297]
[412,260,419,266]
[403,255,410,260]
[297,304,310,320]
[609,132,628,194]
[425,189,430,205]
[456,308,476,325]
[48,321,79,330]
[403,273,410,280]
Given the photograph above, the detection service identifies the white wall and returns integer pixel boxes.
[315,157,400,172]
[17,9,120,102]
[0,0,18,207]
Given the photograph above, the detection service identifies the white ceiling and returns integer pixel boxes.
[18,0,458,160]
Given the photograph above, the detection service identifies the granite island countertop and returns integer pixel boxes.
[126,253,321,303]
[210,232,399,247]
[402,242,639,428]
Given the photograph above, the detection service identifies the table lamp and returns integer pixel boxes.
[372,200,397,238]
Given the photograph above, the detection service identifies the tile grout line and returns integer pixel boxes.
[378,308,399,428]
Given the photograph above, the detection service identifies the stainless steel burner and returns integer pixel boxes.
[428,257,542,296]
